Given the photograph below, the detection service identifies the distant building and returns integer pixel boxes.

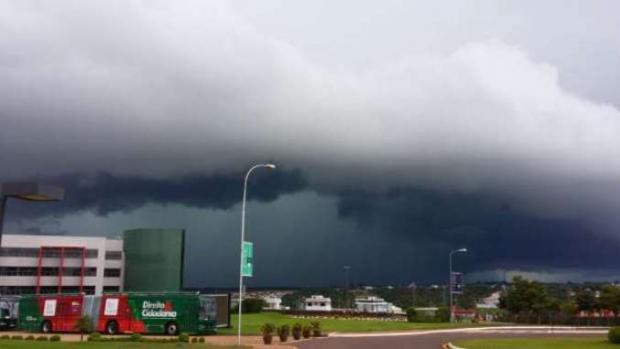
[475,291,501,310]
[304,295,332,311]
[355,296,403,314]
[476,291,502,321]
[262,296,283,310]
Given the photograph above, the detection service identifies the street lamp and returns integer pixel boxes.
[449,247,467,323]
[237,164,276,346]
[0,182,64,246]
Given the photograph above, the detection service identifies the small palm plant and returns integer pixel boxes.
[260,323,276,345]
[292,323,303,340]
[277,324,290,342]
[74,315,94,342]
[311,321,322,337]
[302,325,312,339]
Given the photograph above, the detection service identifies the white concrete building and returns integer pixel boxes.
[0,234,124,295]
[304,295,332,311]
[355,296,403,314]
[475,291,501,310]
[262,296,283,310]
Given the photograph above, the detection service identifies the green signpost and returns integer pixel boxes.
[242,241,253,277]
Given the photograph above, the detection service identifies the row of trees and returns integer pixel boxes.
[499,276,620,325]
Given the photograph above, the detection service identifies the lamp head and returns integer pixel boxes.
[458,248,468,253]
[265,164,276,169]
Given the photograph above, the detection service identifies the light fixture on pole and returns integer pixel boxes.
[237,164,276,346]
[449,247,467,323]
[0,182,64,246]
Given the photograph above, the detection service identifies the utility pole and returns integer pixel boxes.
[344,265,351,291]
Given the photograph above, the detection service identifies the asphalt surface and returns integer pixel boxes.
[295,329,604,349]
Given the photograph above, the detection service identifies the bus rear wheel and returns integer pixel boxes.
[165,322,179,336]
[41,320,52,333]
[106,320,119,335]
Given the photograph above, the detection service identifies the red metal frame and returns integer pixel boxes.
[36,246,86,294]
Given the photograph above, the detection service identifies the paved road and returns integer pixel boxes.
[295,328,606,349]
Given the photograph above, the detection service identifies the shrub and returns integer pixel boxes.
[302,325,312,339]
[0,335,10,339]
[609,327,620,343]
[130,333,142,342]
[406,307,418,322]
[25,335,35,340]
[239,298,266,313]
[179,333,190,343]
[191,337,198,343]
[292,323,303,340]
[88,332,102,341]
[435,307,451,322]
[261,322,275,345]
[36,336,48,341]
[311,321,321,337]
[11,335,23,340]
[198,337,205,343]
[277,324,290,342]
[50,335,61,342]
[261,322,276,336]
[74,315,94,342]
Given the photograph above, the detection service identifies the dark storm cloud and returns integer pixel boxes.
[337,188,620,272]
[4,169,307,219]
[2,1,620,284]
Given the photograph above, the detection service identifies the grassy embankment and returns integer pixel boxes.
[218,312,477,335]
[454,337,613,349]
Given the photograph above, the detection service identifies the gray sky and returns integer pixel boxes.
[2,0,620,286]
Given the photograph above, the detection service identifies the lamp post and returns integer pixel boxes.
[237,164,276,346]
[449,247,467,323]
[0,182,64,246]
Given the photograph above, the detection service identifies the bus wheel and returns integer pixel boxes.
[165,321,179,336]
[41,320,52,333]
[106,320,119,335]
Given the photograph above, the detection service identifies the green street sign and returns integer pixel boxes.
[242,241,254,277]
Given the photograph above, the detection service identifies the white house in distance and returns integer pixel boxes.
[355,296,403,314]
[304,295,332,311]
[475,291,501,310]
[262,296,283,310]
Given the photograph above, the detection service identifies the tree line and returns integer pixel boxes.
[500,276,620,325]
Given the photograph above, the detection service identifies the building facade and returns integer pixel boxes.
[304,295,332,311]
[123,228,185,292]
[355,296,403,314]
[0,234,123,295]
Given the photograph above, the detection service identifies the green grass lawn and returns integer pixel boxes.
[454,337,613,349]
[0,340,245,349]
[218,312,478,335]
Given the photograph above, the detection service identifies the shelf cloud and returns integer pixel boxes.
[2,1,620,284]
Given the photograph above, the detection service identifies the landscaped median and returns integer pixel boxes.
[451,337,615,348]
[450,326,620,348]
[219,312,481,336]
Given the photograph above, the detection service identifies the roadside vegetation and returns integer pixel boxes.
[454,337,614,349]
[499,276,620,325]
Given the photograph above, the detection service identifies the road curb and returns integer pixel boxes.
[446,343,465,349]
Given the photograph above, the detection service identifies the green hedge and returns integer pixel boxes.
[609,327,620,343]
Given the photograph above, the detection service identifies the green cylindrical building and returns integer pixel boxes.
[123,229,185,292]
